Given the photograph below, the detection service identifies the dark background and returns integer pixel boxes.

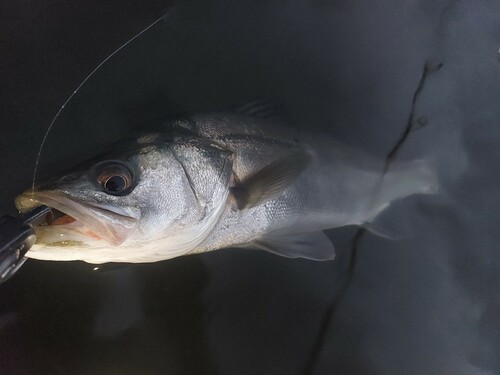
[1,1,499,374]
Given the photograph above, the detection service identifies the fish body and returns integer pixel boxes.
[15,108,437,264]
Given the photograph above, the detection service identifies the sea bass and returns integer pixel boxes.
[15,106,438,264]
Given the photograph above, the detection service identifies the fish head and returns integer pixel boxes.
[15,137,234,263]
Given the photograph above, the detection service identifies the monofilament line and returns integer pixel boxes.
[31,14,167,193]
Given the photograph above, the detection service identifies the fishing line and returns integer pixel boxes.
[31,12,169,193]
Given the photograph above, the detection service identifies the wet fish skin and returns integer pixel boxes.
[15,109,438,264]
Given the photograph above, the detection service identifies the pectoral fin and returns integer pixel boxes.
[250,231,335,261]
[231,150,311,209]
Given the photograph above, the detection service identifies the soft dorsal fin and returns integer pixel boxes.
[231,150,311,210]
[250,231,335,260]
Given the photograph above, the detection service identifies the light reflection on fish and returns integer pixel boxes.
[15,104,438,264]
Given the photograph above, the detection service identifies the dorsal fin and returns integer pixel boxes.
[234,99,285,121]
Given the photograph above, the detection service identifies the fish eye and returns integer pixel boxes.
[103,175,126,192]
[96,163,133,195]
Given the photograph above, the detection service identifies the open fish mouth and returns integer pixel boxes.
[15,192,139,246]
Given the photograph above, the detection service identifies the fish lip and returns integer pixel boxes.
[15,191,138,246]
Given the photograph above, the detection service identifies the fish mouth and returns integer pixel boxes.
[15,192,139,246]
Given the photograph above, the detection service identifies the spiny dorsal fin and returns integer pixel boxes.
[231,150,311,210]
[235,99,284,121]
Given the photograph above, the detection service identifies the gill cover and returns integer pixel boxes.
[169,139,234,209]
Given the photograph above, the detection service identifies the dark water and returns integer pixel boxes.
[1,1,499,374]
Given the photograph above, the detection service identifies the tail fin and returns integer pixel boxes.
[364,159,439,238]
[379,159,439,206]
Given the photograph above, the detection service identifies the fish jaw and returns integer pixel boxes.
[15,191,140,248]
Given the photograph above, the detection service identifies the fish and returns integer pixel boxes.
[15,103,438,264]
